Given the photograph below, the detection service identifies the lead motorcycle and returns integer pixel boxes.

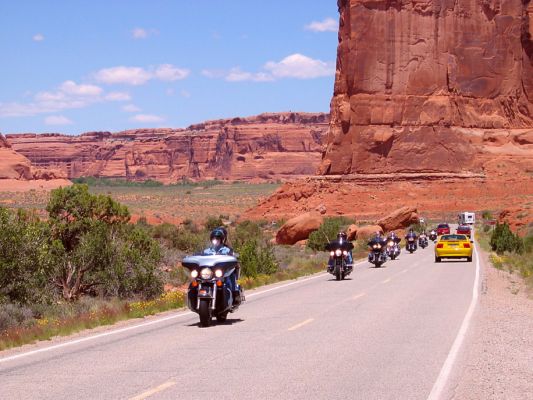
[429,230,437,242]
[182,254,244,327]
[326,240,354,280]
[385,239,401,260]
[406,236,418,253]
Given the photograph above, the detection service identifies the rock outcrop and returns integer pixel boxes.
[244,0,533,222]
[319,0,533,175]
[6,112,328,182]
[275,211,324,245]
[0,134,32,180]
[377,206,419,232]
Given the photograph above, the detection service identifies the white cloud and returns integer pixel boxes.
[202,54,334,83]
[305,18,338,32]
[0,80,128,118]
[130,114,164,123]
[94,64,189,85]
[264,53,335,79]
[105,92,131,101]
[33,33,44,41]
[122,104,141,112]
[154,64,190,81]
[225,68,274,82]
[44,115,73,125]
[132,28,147,39]
[94,66,152,85]
[60,80,103,96]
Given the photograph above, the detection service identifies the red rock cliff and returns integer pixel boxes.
[6,112,329,182]
[319,0,533,175]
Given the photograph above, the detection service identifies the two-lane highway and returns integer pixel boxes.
[0,239,479,400]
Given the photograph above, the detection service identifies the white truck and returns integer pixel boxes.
[458,212,476,225]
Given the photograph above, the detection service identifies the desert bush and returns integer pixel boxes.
[0,208,54,305]
[481,210,493,220]
[490,223,523,255]
[307,217,353,251]
[204,215,225,231]
[237,239,278,278]
[0,303,35,332]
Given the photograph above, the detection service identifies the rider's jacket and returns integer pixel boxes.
[202,245,233,256]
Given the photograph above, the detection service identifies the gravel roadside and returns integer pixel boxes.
[449,249,533,399]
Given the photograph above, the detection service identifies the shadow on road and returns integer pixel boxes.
[187,318,244,328]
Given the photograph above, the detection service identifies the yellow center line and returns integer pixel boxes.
[382,278,392,284]
[352,292,367,300]
[129,380,176,400]
[288,318,314,331]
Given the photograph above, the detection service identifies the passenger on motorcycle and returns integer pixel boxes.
[327,231,354,270]
[202,227,241,303]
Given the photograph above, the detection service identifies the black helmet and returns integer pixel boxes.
[210,227,227,245]
[337,231,347,241]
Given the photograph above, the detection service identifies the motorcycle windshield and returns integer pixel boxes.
[325,240,354,251]
[182,255,239,272]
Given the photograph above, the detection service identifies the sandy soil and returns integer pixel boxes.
[0,179,71,192]
[449,251,533,399]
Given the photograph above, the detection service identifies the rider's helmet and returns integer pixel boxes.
[337,231,347,242]
[210,227,227,248]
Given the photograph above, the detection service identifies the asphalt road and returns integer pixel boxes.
[0,238,478,400]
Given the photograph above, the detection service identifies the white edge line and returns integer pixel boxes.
[426,243,480,400]
[0,261,365,364]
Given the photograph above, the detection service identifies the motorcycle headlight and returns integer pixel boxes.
[376,244,381,249]
[215,269,223,278]
[388,241,393,246]
[372,244,378,249]
[329,251,335,257]
[200,268,213,280]
[190,270,198,278]
[335,249,342,257]
[342,250,348,256]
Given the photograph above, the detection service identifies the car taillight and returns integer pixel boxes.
[437,244,444,248]
[463,243,471,248]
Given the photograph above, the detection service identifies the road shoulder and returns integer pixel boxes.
[448,247,533,399]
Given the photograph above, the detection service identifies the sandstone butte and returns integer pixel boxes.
[4,112,329,183]
[245,0,533,228]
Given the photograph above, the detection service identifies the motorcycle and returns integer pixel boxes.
[326,240,354,280]
[418,235,429,249]
[385,239,401,260]
[406,236,418,253]
[182,254,244,327]
[368,241,388,267]
[429,230,437,242]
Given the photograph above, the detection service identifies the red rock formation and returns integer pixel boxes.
[0,134,32,180]
[245,0,533,222]
[6,112,328,182]
[320,0,533,175]
[275,211,324,245]
[377,206,419,232]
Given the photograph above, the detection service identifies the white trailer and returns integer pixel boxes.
[458,212,476,225]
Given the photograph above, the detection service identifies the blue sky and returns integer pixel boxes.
[0,0,338,134]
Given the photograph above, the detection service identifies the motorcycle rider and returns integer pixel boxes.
[327,231,353,270]
[387,231,401,244]
[368,231,388,262]
[202,227,241,304]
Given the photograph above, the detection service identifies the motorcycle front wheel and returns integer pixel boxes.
[199,300,212,327]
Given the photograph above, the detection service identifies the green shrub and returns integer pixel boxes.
[482,210,493,220]
[237,239,278,278]
[307,217,353,251]
[204,215,224,231]
[490,223,524,255]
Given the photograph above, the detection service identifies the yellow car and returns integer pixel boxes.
[435,234,473,262]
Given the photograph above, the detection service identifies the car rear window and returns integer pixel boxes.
[437,224,449,228]
[441,234,467,241]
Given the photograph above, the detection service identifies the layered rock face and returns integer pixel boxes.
[0,134,32,180]
[320,0,533,175]
[7,112,328,182]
